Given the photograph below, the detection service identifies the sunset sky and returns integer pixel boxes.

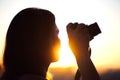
[0,0,120,77]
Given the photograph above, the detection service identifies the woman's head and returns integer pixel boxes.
[3,8,60,75]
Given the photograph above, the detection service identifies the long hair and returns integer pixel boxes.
[2,8,55,79]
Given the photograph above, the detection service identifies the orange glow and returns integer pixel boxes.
[50,44,77,68]
[46,71,53,80]
[52,43,61,62]
[0,1,120,79]
[49,32,78,70]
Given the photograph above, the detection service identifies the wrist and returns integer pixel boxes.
[77,58,101,80]
[75,48,91,68]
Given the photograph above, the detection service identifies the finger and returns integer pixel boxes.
[72,22,78,30]
[76,23,86,32]
[66,23,73,30]
[77,24,90,37]
[66,23,73,34]
[67,23,75,39]
[67,22,78,32]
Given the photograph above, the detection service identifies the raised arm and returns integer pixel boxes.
[66,23,101,80]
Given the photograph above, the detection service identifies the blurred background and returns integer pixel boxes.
[0,0,120,80]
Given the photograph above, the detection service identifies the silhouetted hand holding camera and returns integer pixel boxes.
[67,23,101,80]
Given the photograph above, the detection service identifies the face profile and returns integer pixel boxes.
[2,8,60,80]
[49,24,60,62]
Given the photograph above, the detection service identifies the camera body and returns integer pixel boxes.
[87,22,101,40]
[70,22,101,41]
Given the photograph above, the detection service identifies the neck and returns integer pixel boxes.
[38,66,48,78]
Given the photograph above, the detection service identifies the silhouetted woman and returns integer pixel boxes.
[1,8,60,80]
[1,8,100,80]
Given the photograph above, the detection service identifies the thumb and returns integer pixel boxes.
[66,23,73,34]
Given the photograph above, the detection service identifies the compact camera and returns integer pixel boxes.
[71,22,101,41]
[86,22,101,40]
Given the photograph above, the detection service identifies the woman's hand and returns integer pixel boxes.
[67,23,90,62]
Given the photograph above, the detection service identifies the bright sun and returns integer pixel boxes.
[50,32,78,68]
[56,44,77,66]
[50,46,77,68]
